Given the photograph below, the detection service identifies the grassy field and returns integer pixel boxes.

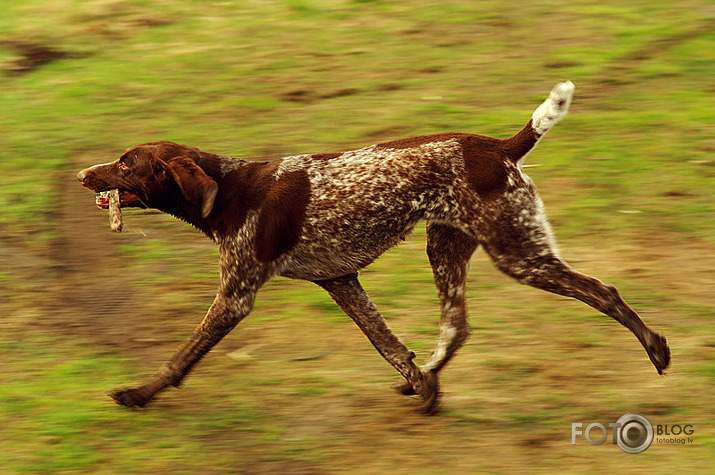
[1,0,714,473]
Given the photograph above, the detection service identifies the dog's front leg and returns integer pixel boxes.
[110,287,258,408]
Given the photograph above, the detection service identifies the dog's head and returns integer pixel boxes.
[77,141,218,218]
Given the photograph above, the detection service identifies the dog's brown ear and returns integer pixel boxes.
[165,157,218,218]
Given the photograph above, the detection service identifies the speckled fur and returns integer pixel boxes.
[77,82,670,414]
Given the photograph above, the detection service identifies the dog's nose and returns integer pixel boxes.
[77,169,87,183]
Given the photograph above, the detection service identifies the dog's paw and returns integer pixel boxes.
[109,386,153,408]
[415,370,441,416]
[647,333,671,375]
[393,380,417,396]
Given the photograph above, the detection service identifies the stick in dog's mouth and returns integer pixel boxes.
[95,190,145,233]
[107,189,122,233]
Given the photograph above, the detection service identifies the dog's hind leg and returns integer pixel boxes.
[314,273,440,414]
[422,224,478,371]
[394,223,477,397]
[479,190,670,374]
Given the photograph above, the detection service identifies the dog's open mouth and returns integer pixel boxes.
[95,190,145,209]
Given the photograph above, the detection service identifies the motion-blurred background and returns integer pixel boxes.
[1,1,713,473]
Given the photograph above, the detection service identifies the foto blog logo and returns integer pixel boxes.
[571,413,694,454]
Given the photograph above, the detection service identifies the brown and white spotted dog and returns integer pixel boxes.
[77,82,670,414]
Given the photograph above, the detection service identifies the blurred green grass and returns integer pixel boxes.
[1,0,714,473]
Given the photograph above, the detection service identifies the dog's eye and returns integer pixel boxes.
[118,162,130,172]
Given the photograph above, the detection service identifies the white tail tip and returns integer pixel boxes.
[531,81,574,136]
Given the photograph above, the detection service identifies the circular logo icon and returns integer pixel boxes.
[616,413,654,454]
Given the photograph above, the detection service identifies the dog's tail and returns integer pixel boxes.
[502,81,574,163]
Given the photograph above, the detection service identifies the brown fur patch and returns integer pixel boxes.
[456,135,509,200]
[310,153,343,161]
[255,169,311,262]
[374,132,473,150]
[206,160,278,237]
